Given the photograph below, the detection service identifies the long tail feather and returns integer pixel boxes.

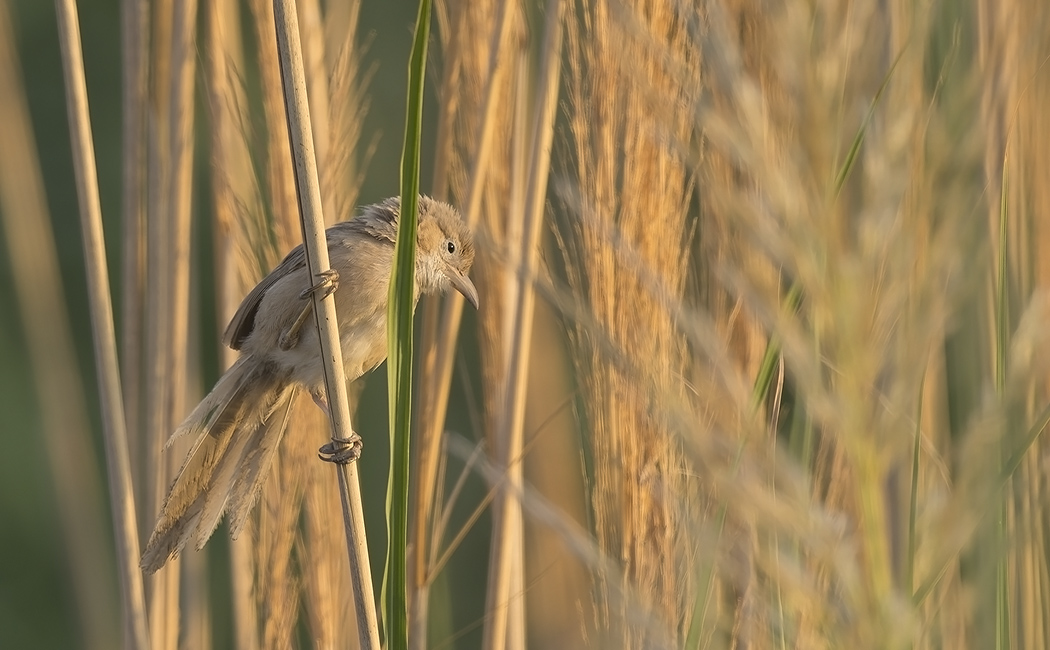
[197,385,298,546]
[226,389,298,539]
[140,355,293,573]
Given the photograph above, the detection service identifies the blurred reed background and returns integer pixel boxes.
[2,0,1050,648]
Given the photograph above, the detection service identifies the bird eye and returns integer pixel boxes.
[446,241,456,254]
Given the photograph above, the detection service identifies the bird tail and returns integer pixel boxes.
[140,355,297,573]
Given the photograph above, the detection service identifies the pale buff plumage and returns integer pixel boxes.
[140,196,477,573]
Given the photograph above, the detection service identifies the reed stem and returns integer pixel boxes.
[54,0,151,646]
[271,1,381,648]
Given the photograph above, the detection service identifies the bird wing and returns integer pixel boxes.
[221,215,397,351]
[222,243,308,350]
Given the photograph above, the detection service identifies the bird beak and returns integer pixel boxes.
[446,268,479,309]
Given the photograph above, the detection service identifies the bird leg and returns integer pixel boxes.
[278,269,340,351]
[309,386,363,464]
[299,268,340,301]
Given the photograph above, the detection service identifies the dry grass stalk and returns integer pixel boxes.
[137,2,182,647]
[562,0,696,644]
[271,1,381,647]
[248,0,299,246]
[318,5,370,227]
[0,5,118,646]
[416,1,596,646]
[138,1,202,647]
[256,452,305,648]
[481,3,566,649]
[977,0,1050,646]
[416,0,519,484]
[141,0,173,535]
[293,2,370,646]
[411,9,474,639]
[120,0,149,497]
[204,0,263,646]
[410,1,473,641]
[52,0,150,645]
[169,3,205,643]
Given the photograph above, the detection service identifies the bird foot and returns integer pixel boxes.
[318,434,363,465]
[299,269,340,301]
[278,270,339,351]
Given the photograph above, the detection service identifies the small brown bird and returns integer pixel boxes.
[140,196,477,573]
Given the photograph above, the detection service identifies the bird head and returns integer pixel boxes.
[416,197,479,309]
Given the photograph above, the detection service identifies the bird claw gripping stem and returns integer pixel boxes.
[278,269,341,351]
[299,268,340,300]
[318,433,363,465]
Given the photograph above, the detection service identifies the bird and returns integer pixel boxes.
[140,195,478,574]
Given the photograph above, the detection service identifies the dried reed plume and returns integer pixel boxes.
[561,0,697,644]
[552,0,1050,646]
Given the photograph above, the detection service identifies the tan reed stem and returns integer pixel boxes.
[119,0,148,499]
[141,2,178,645]
[204,1,262,645]
[0,4,118,647]
[53,0,151,646]
[481,4,565,649]
[271,1,382,647]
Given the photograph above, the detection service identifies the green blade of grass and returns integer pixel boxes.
[385,0,432,646]
[907,372,925,596]
[994,159,1010,650]
[749,281,803,413]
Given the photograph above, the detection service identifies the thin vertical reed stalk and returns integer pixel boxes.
[164,0,198,451]
[249,0,298,244]
[413,1,502,644]
[119,0,148,498]
[204,0,261,645]
[297,0,329,174]
[271,2,382,649]
[140,1,179,645]
[142,0,172,531]
[298,2,368,645]
[142,2,200,647]
[53,0,150,646]
[482,3,564,650]
[0,5,118,647]
[168,4,205,645]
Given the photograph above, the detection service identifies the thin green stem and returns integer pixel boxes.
[386,0,432,647]
[994,160,1010,650]
[907,373,925,597]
